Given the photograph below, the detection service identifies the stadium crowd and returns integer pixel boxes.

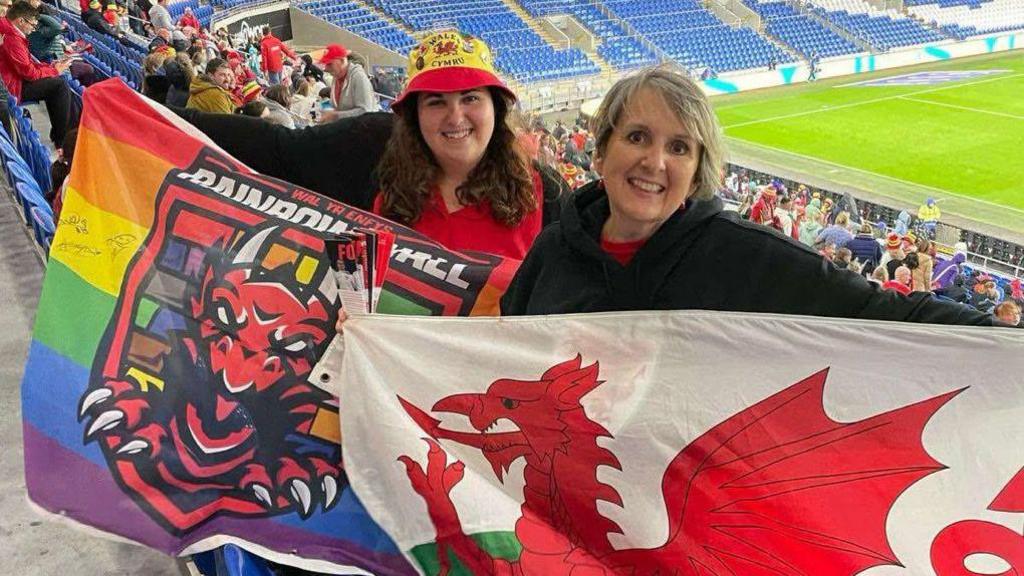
[2,4,1021,576]
[27,2,1019,328]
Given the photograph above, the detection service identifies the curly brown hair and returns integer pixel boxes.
[376,88,536,227]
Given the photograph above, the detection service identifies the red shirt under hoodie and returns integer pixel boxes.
[372,171,544,260]
[0,17,59,101]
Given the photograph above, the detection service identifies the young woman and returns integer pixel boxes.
[373,30,544,259]
[174,31,566,256]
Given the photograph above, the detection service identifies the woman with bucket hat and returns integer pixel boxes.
[174,30,566,253]
[372,30,550,260]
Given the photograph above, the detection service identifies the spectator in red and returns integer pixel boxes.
[0,1,78,146]
[749,185,778,229]
[177,6,200,31]
[1010,278,1024,306]
[883,266,912,295]
[258,25,294,85]
[570,126,586,153]
[227,51,255,97]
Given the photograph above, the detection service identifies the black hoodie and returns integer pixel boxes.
[501,180,994,326]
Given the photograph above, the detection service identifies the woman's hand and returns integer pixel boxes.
[335,309,349,333]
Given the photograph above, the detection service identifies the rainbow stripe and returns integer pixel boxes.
[22,80,516,574]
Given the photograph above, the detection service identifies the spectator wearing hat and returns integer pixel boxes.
[172,32,565,223]
[258,26,294,85]
[186,57,237,114]
[238,79,260,104]
[83,0,117,35]
[0,1,78,147]
[918,197,940,238]
[318,43,377,121]
[881,233,905,279]
[373,30,553,259]
[845,222,882,275]
[749,186,777,229]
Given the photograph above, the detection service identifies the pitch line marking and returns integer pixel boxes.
[899,96,1024,121]
[720,72,1024,130]
[726,137,1024,216]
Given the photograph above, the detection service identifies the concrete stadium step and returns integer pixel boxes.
[761,29,807,61]
[787,0,877,53]
[351,0,418,39]
[585,49,615,76]
[502,0,565,49]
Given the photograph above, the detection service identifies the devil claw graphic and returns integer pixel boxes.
[78,388,113,419]
[252,484,273,509]
[116,439,149,455]
[322,475,338,511]
[289,479,312,517]
[85,409,124,440]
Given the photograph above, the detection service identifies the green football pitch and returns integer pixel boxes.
[713,50,1024,235]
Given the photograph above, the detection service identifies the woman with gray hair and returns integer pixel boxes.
[500,67,996,326]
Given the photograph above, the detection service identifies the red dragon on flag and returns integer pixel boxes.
[399,356,963,575]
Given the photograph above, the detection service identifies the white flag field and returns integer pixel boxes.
[329,311,1024,576]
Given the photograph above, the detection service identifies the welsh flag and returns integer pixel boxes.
[332,311,1024,576]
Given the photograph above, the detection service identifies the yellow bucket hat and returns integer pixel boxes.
[391,30,514,110]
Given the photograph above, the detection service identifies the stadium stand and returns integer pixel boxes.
[905,0,1024,39]
[296,0,417,55]
[518,0,658,71]
[351,0,601,82]
[743,0,862,58]
[600,0,795,72]
[807,0,946,50]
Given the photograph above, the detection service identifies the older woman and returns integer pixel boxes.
[500,67,995,326]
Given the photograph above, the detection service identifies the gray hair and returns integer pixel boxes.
[590,67,725,201]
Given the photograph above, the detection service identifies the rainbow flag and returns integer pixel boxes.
[21,79,516,574]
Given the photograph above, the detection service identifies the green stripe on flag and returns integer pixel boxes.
[377,290,432,316]
[410,531,521,575]
[33,260,117,368]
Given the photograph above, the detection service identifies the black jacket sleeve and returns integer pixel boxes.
[715,220,996,326]
[534,162,569,228]
[173,108,395,210]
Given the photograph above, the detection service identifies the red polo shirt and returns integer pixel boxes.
[373,171,543,260]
